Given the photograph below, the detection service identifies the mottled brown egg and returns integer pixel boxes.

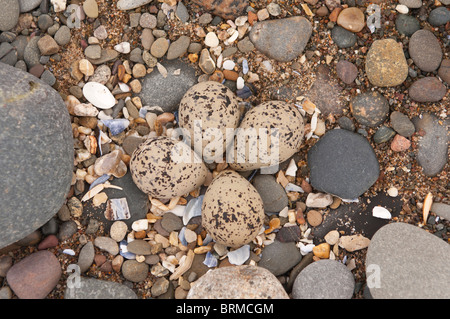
[130,136,208,200]
[178,81,240,163]
[228,100,304,171]
[202,170,265,248]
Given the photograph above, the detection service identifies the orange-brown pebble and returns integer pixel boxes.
[307,210,323,227]
[329,7,342,22]
[313,243,330,259]
[248,11,258,25]
[223,69,239,81]
[188,53,198,63]
[209,70,225,83]
[134,230,147,239]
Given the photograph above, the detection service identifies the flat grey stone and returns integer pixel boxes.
[409,29,443,73]
[413,113,448,177]
[0,62,73,249]
[390,111,415,137]
[258,240,302,276]
[0,0,19,31]
[252,174,288,213]
[77,241,95,273]
[138,59,197,113]
[307,129,380,199]
[18,0,42,12]
[54,25,71,46]
[64,277,137,299]
[117,0,152,10]
[292,259,355,299]
[249,16,312,62]
[431,202,450,221]
[366,222,450,299]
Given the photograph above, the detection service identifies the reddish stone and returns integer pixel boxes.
[191,0,248,20]
[248,11,258,25]
[94,254,106,267]
[37,235,59,250]
[6,250,61,299]
[391,134,411,152]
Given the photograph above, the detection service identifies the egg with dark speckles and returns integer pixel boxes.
[178,81,240,163]
[229,100,304,171]
[130,136,208,200]
[202,170,265,248]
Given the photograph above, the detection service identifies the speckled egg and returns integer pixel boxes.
[130,136,208,200]
[228,100,304,171]
[202,170,265,248]
[178,81,240,163]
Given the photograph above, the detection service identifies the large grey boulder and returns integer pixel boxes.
[64,277,137,299]
[0,62,73,249]
[366,222,450,299]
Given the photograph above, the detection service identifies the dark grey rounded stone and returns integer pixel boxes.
[292,259,355,299]
[0,62,73,249]
[428,7,450,27]
[373,125,396,144]
[409,29,443,73]
[249,16,312,62]
[350,91,389,127]
[138,59,197,113]
[307,129,380,199]
[252,174,288,213]
[395,14,420,37]
[331,26,357,49]
[390,111,415,137]
[64,277,137,299]
[258,239,302,276]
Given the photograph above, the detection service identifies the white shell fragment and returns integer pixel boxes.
[83,82,116,109]
[205,32,219,47]
[104,198,131,221]
[227,245,250,265]
[387,187,398,197]
[131,219,149,232]
[423,192,433,224]
[63,249,76,256]
[114,42,131,54]
[183,195,204,225]
[285,183,304,193]
[372,206,392,219]
[203,251,218,268]
[285,158,298,177]
[395,4,409,14]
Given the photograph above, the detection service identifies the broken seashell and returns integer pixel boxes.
[372,206,392,219]
[183,195,203,225]
[119,240,136,259]
[423,192,433,224]
[63,249,76,256]
[285,183,304,193]
[131,219,148,232]
[104,198,131,221]
[101,119,130,136]
[157,62,168,78]
[285,160,297,178]
[203,251,218,268]
[227,245,250,265]
[170,249,194,280]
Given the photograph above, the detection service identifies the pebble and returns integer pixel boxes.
[93,25,108,40]
[338,116,355,132]
[395,4,409,14]
[307,210,323,226]
[308,129,379,200]
[428,7,450,27]
[331,26,356,48]
[390,134,411,152]
[37,35,59,56]
[18,0,42,12]
[58,220,78,241]
[151,277,170,297]
[176,1,189,23]
[408,77,446,103]
[408,30,442,72]
[53,25,71,46]
[77,241,95,273]
[204,32,219,47]
[64,277,137,299]
[336,60,358,84]
[140,28,154,50]
[365,38,408,87]
[395,14,420,37]
[166,35,190,60]
[110,221,128,242]
[387,187,398,198]
[312,242,330,259]
[306,193,333,208]
[249,16,312,62]
[337,7,366,33]
[79,58,95,76]
[292,259,354,299]
[140,13,157,29]
[324,230,340,245]
[258,240,302,276]
[83,0,99,18]
[89,64,111,84]
[366,222,450,298]
[252,175,288,213]
[117,0,152,10]
[121,260,149,282]
[399,0,422,8]
[199,48,215,74]
[6,250,61,299]
[276,226,302,243]
[132,63,146,78]
[373,125,396,144]
[37,234,59,250]
[94,236,119,256]
[83,82,116,109]
[390,111,415,138]
[350,91,389,127]
[37,14,53,31]
[413,113,448,177]
[438,59,450,84]
[187,265,289,299]
[338,234,370,252]
[114,42,131,54]
[431,203,450,221]
[150,37,169,58]
[126,239,152,255]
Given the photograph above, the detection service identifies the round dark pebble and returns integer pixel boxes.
[350,91,389,127]
[373,125,396,144]
[395,14,420,37]
[160,212,183,232]
[331,26,357,48]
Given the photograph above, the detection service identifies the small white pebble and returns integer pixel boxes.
[396,4,409,14]
[222,60,236,70]
[387,187,398,197]
[204,32,219,47]
[236,76,245,90]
